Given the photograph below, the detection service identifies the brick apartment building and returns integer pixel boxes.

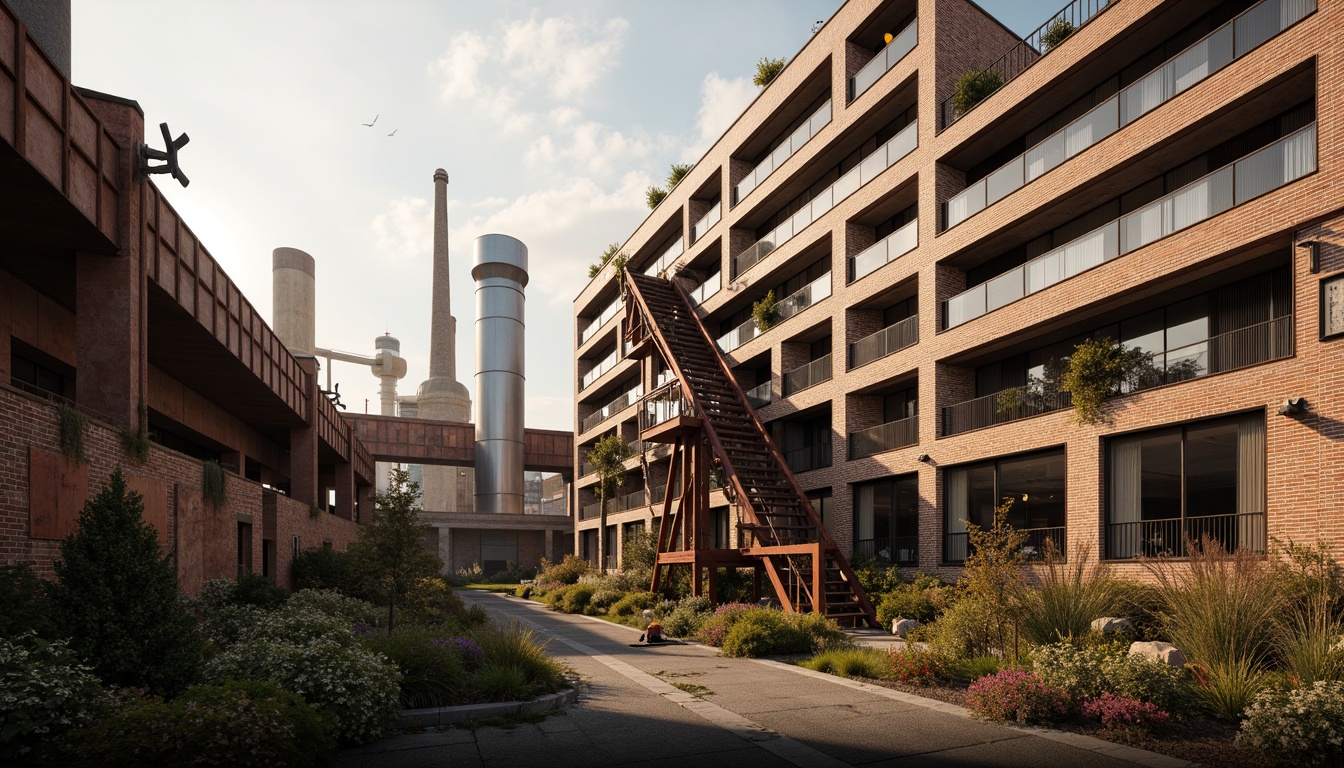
[0,0,573,591]
[572,0,1342,581]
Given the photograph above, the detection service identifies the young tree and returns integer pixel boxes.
[588,434,634,569]
[754,56,787,87]
[962,500,1030,665]
[348,467,443,632]
[47,468,203,695]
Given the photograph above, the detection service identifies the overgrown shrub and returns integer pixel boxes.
[965,669,1071,724]
[400,577,472,630]
[514,584,533,599]
[538,555,591,585]
[360,625,475,708]
[886,647,947,684]
[1031,642,1193,715]
[694,603,756,646]
[1039,18,1074,52]
[1081,693,1170,739]
[877,582,939,626]
[1111,580,1166,641]
[854,562,904,596]
[470,663,532,701]
[951,69,1003,114]
[662,596,714,638]
[200,604,266,650]
[481,561,536,584]
[590,588,625,614]
[754,56,786,88]
[802,647,889,679]
[1237,681,1344,766]
[469,621,567,698]
[0,562,55,638]
[720,610,810,658]
[924,596,999,660]
[289,589,383,627]
[291,546,360,595]
[56,402,88,465]
[949,654,1002,682]
[0,634,105,763]
[610,592,657,618]
[47,469,203,695]
[230,573,290,609]
[561,583,597,615]
[791,612,851,652]
[1020,543,1120,645]
[72,680,336,768]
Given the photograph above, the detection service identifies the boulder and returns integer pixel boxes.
[1129,640,1186,667]
[1091,617,1136,636]
[641,609,654,622]
[892,618,921,638]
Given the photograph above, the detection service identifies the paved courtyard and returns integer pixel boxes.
[339,592,1193,768]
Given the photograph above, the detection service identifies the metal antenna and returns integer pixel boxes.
[139,122,190,187]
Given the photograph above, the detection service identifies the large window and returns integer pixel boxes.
[854,475,918,565]
[945,449,1066,563]
[1107,412,1265,559]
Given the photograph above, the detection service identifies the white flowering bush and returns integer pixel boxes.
[288,588,381,626]
[1032,642,1193,715]
[0,634,105,762]
[1237,681,1344,766]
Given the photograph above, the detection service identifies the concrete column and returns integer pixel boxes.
[356,483,374,525]
[335,459,355,521]
[272,248,316,357]
[545,529,555,563]
[438,527,454,573]
[289,356,320,507]
[76,247,142,428]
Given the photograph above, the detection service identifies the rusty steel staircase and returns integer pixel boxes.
[623,271,877,628]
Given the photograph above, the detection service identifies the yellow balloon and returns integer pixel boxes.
[884,32,894,44]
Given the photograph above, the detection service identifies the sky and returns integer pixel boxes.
[70,0,1060,431]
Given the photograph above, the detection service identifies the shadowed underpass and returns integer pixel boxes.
[338,592,1192,768]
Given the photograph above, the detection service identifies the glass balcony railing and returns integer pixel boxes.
[782,354,832,396]
[687,274,721,306]
[733,120,918,278]
[744,381,772,409]
[639,382,692,431]
[942,0,1316,231]
[732,99,833,207]
[579,298,621,344]
[848,18,918,102]
[580,383,643,434]
[849,415,918,460]
[643,237,685,277]
[717,273,831,353]
[849,315,918,370]
[849,219,918,283]
[691,202,721,244]
[943,124,1316,330]
[578,348,619,391]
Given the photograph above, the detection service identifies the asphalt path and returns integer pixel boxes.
[338,591,1195,768]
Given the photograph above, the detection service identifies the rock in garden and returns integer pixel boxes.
[1091,617,1136,636]
[641,609,654,622]
[1129,640,1186,667]
[892,618,921,638]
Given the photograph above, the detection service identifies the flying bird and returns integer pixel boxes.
[387,129,397,137]
[362,114,378,127]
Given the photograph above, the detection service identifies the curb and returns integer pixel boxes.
[396,687,579,730]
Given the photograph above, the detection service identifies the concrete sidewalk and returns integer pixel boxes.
[338,592,1195,768]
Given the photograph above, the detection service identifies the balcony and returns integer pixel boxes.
[1107,511,1266,559]
[687,274,721,306]
[718,272,832,353]
[942,0,1315,230]
[580,384,643,434]
[691,203,721,244]
[639,382,692,432]
[732,99,833,207]
[945,526,1066,564]
[745,381,772,409]
[579,298,622,345]
[854,537,918,566]
[578,348,620,391]
[941,314,1295,436]
[849,415,918,460]
[849,316,918,370]
[643,237,685,277]
[943,124,1317,330]
[579,488,652,521]
[733,119,918,278]
[848,18,917,102]
[784,443,831,474]
[783,354,832,396]
[850,219,918,283]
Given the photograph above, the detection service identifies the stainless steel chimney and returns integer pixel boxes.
[472,234,528,515]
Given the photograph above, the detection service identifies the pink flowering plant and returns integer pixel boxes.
[1081,693,1170,738]
[965,669,1072,724]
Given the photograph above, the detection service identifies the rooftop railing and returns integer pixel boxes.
[943,123,1316,330]
[643,237,685,277]
[580,383,643,434]
[733,119,918,278]
[732,99,833,207]
[745,381,772,409]
[938,0,1113,130]
[687,274,721,306]
[717,273,831,353]
[691,202,721,244]
[849,219,918,283]
[782,354,832,396]
[848,18,918,102]
[849,316,918,370]
[942,0,1316,230]
[579,298,622,344]
[849,414,918,459]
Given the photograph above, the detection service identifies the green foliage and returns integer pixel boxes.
[877,582,940,626]
[480,561,537,584]
[1019,542,1121,645]
[590,588,625,613]
[120,425,151,464]
[1031,642,1194,716]
[949,654,1003,681]
[0,562,55,638]
[291,546,361,596]
[666,163,692,190]
[400,577,477,631]
[0,634,106,763]
[469,621,567,697]
[960,501,1029,664]
[952,69,1004,114]
[802,647,890,679]
[1111,580,1167,641]
[646,185,668,210]
[621,528,657,588]
[1039,18,1075,52]
[588,242,628,280]
[1277,592,1344,686]
[751,290,778,332]
[359,625,472,708]
[469,663,531,701]
[587,434,635,502]
[348,468,443,632]
[1271,538,1344,610]
[925,596,1000,660]
[754,56,786,87]
[966,669,1072,724]
[886,646,948,684]
[561,583,597,615]
[662,595,714,638]
[610,591,657,618]
[1060,336,1152,424]
[539,554,592,586]
[854,562,904,595]
[1238,681,1344,766]
[203,460,227,508]
[55,402,88,465]
[720,610,810,657]
[289,589,383,627]
[716,567,757,604]
[232,573,290,610]
[73,681,336,768]
[47,469,203,695]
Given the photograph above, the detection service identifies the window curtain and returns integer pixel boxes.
[1282,122,1317,182]
[1237,413,1267,553]
[1109,438,1143,558]
[856,485,875,543]
[945,470,969,561]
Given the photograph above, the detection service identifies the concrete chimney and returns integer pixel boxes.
[473,234,528,515]
[272,247,315,356]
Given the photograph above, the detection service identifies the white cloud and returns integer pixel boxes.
[500,15,629,99]
[370,196,433,263]
[686,72,757,160]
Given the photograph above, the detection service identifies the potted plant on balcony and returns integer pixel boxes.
[752,290,778,332]
[952,69,1004,115]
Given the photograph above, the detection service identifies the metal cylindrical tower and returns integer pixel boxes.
[272,247,315,356]
[472,234,528,515]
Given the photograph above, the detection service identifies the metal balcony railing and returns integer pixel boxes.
[849,415,918,459]
[717,273,831,353]
[849,19,918,102]
[849,219,918,283]
[744,381,772,409]
[942,0,1316,227]
[733,120,917,278]
[580,383,643,434]
[732,99,833,206]
[691,202,721,244]
[849,316,917,370]
[1107,511,1266,559]
[944,124,1317,329]
[854,537,919,566]
[945,525,1066,564]
[783,354,832,396]
[783,442,831,474]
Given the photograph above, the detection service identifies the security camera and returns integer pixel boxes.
[1278,397,1306,416]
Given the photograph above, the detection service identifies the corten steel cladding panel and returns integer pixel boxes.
[473,234,529,515]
